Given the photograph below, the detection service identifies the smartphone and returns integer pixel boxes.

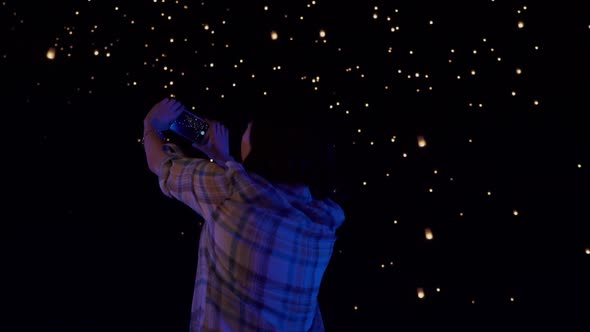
[168,110,209,145]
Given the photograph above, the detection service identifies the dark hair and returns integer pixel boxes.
[241,91,339,200]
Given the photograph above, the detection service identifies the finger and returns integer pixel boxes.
[171,102,183,112]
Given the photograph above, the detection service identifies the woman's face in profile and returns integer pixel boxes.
[241,121,252,162]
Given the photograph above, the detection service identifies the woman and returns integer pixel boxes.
[143,97,345,331]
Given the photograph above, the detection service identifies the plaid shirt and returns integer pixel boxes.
[157,144,345,332]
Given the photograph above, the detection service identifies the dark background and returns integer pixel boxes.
[5,1,588,331]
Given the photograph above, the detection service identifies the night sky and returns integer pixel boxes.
[7,1,589,331]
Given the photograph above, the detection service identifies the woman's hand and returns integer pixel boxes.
[144,98,185,132]
[192,120,235,164]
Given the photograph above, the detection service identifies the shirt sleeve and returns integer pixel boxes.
[157,143,239,219]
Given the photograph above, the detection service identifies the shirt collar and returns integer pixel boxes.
[275,183,312,202]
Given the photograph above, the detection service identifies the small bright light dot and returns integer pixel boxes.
[510,297,515,302]
[578,164,582,168]
[487,191,492,196]
[516,68,523,75]
[471,70,476,75]
[512,91,517,96]
[94,49,99,56]
[381,264,385,268]
[402,153,407,158]
[513,209,519,216]
[271,31,278,40]
[425,228,434,240]
[585,248,590,255]
[169,38,174,43]
[428,188,433,193]
[46,47,56,60]
[319,29,326,38]
[353,305,358,310]
[429,20,434,25]
[436,288,441,292]
[393,219,398,224]
[517,21,525,29]
[533,100,539,106]
[362,181,367,186]
[263,5,268,11]
[417,288,425,299]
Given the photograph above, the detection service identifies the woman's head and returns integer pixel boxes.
[240,94,339,199]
